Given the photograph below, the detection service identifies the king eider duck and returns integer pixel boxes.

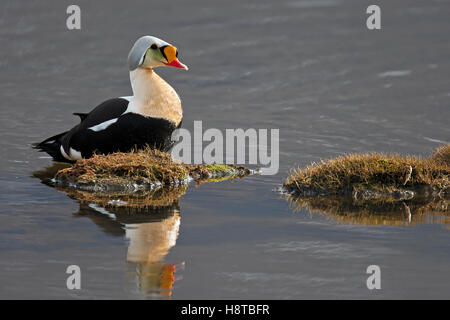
[33,36,188,162]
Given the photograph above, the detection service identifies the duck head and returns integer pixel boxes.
[127,35,188,71]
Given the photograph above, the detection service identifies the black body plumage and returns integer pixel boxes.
[33,98,180,162]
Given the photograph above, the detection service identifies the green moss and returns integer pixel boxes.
[203,164,233,173]
[202,164,249,177]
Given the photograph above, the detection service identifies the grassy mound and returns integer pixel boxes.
[54,148,252,191]
[284,144,449,200]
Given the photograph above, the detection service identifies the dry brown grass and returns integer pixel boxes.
[54,147,252,191]
[429,144,450,165]
[284,144,449,196]
[55,148,188,189]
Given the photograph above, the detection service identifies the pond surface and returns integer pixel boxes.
[0,0,449,299]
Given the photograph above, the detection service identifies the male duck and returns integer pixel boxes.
[34,36,188,162]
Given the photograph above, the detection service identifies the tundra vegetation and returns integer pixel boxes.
[284,144,449,226]
[33,148,254,212]
[54,147,253,192]
[284,144,449,199]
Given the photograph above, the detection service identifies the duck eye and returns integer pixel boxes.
[150,44,157,50]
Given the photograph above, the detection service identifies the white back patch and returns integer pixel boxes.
[88,118,118,132]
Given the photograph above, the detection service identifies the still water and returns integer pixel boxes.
[0,0,449,299]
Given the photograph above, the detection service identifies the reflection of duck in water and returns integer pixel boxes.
[79,203,182,296]
[78,203,182,296]
[125,207,181,296]
[33,164,185,297]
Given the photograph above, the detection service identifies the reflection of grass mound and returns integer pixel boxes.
[287,195,449,226]
[60,185,187,211]
[284,144,449,200]
[54,148,252,191]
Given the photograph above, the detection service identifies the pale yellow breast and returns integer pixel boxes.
[128,69,183,126]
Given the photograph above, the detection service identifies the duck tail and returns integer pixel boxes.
[32,131,69,162]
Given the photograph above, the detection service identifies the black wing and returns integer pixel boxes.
[68,113,177,158]
[75,98,129,128]
[61,98,129,156]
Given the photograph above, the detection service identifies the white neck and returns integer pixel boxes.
[126,68,182,125]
